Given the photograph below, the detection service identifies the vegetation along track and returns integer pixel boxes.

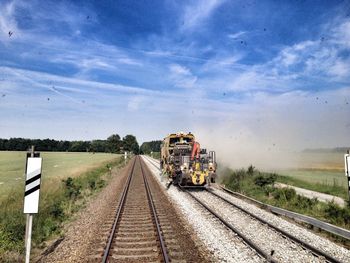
[182,186,343,263]
[92,156,206,263]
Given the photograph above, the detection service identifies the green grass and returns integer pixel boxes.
[278,169,346,186]
[276,172,348,200]
[149,152,160,160]
[260,151,348,200]
[0,153,125,262]
[0,151,119,200]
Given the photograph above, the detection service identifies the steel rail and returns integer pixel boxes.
[140,157,170,263]
[179,186,277,263]
[208,188,342,263]
[220,186,350,241]
[143,155,161,170]
[102,157,136,263]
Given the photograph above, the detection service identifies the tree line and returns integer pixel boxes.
[0,134,140,154]
[303,147,350,153]
[140,140,162,154]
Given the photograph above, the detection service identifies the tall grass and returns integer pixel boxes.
[220,166,350,232]
[0,157,124,262]
[149,152,160,160]
[275,175,348,200]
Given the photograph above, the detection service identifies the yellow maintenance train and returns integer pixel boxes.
[160,132,216,187]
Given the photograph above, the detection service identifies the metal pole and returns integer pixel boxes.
[347,177,350,207]
[25,145,35,263]
[347,150,350,207]
[25,215,33,263]
[25,214,29,247]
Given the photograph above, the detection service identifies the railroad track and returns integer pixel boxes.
[143,156,348,262]
[95,156,205,263]
[143,155,160,170]
[207,189,344,262]
[181,186,342,263]
[102,156,169,263]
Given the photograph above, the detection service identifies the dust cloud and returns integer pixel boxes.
[192,88,350,172]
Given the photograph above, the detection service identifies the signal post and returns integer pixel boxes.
[345,150,350,206]
[24,146,42,263]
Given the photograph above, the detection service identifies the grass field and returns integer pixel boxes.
[271,152,348,199]
[278,170,345,186]
[0,151,120,200]
[0,151,124,261]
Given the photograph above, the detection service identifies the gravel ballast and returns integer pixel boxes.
[192,190,324,262]
[210,187,350,262]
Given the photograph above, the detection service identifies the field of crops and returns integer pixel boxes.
[0,151,120,200]
[274,152,348,199]
[279,170,345,186]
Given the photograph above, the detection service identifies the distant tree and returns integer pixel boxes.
[122,135,139,154]
[57,140,71,151]
[107,134,122,153]
[69,141,90,152]
[91,140,108,152]
[0,134,141,153]
[140,143,151,154]
[140,140,161,154]
[0,139,5,150]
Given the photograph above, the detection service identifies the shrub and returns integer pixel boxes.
[49,201,65,220]
[247,165,255,176]
[62,177,81,200]
[88,179,96,190]
[254,173,277,187]
[272,187,296,201]
[97,179,105,188]
[226,169,247,191]
[292,195,317,209]
[324,202,350,226]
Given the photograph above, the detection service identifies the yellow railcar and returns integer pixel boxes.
[160,132,216,187]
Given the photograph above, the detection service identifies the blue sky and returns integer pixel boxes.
[0,0,349,156]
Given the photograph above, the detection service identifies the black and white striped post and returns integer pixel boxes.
[345,150,350,206]
[24,146,42,263]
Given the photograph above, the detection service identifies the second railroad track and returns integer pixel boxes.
[181,187,342,263]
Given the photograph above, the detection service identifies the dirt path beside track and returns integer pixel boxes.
[275,183,346,207]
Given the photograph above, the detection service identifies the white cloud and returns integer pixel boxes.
[273,40,315,68]
[0,66,159,98]
[280,49,298,66]
[169,64,191,75]
[117,58,142,66]
[80,58,115,70]
[127,96,146,111]
[0,1,20,43]
[182,0,226,30]
[169,64,198,88]
[329,59,349,78]
[332,20,350,48]
[228,31,246,40]
[216,55,243,66]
